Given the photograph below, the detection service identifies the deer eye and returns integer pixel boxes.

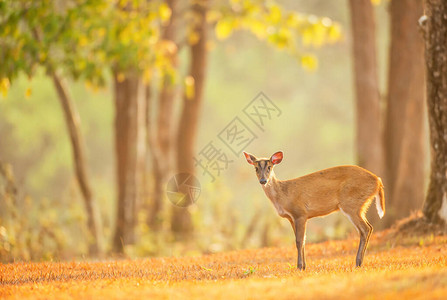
[255,167,259,172]
[268,166,271,171]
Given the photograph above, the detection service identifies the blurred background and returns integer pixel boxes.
[0,0,428,261]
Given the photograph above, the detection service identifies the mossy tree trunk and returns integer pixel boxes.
[422,0,447,225]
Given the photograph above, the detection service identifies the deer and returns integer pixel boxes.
[243,151,385,270]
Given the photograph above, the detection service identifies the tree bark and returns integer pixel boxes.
[147,0,178,230]
[349,0,383,176]
[422,0,447,225]
[112,72,146,253]
[51,72,103,256]
[349,0,384,227]
[172,0,208,238]
[145,84,161,227]
[383,0,426,227]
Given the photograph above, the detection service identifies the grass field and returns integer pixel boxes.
[1,232,446,299]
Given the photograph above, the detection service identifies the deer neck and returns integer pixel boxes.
[262,171,279,201]
[262,171,289,217]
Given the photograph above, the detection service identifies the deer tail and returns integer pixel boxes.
[375,177,385,219]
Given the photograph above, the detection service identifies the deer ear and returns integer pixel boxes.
[270,151,283,165]
[243,152,256,165]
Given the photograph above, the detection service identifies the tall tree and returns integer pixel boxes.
[109,1,172,253]
[348,0,383,227]
[384,0,426,227]
[148,0,178,230]
[0,1,104,256]
[112,73,146,252]
[422,0,447,225]
[110,0,144,255]
[51,71,103,256]
[172,0,208,237]
[348,0,383,177]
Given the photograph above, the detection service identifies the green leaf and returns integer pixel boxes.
[159,3,172,23]
[268,4,282,24]
[328,23,342,42]
[215,18,234,40]
[301,54,318,71]
[185,76,195,100]
[0,78,10,98]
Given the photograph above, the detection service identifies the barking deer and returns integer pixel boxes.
[243,151,385,270]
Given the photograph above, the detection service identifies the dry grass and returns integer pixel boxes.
[1,233,446,299]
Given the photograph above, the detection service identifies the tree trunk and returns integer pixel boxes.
[384,0,426,227]
[349,0,383,226]
[145,83,167,230]
[51,72,103,256]
[422,0,447,225]
[349,0,383,176]
[147,0,178,230]
[112,72,146,253]
[172,0,208,238]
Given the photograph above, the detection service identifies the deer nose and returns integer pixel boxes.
[260,179,267,185]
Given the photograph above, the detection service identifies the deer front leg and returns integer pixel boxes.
[294,217,307,271]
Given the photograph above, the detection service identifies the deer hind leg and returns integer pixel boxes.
[339,204,373,267]
[354,215,372,267]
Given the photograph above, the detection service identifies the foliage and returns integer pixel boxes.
[1,236,446,298]
[0,0,342,92]
[0,0,173,92]
[209,0,342,71]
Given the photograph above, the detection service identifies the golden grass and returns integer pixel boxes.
[1,234,446,299]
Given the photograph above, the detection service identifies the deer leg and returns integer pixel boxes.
[359,218,373,266]
[294,217,307,271]
[354,216,373,267]
[340,205,374,267]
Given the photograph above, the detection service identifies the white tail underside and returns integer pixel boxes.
[375,193,384,219]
